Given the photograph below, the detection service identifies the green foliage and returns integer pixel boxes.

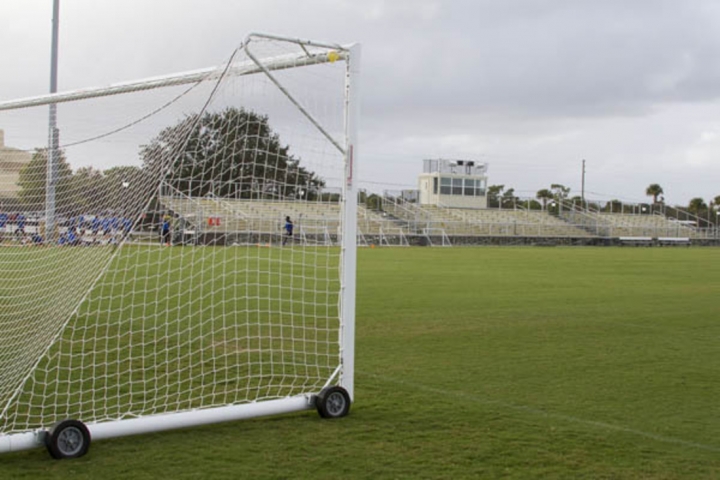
[550,183,570,201]
[17,149,73,211]
[501,187,517,208]
[604,199,623,213]
[68,167,106,214]
[688,197,707,213]
[367,194,382,211]
[16,152,148,216]
[488,185,516,209]
[141,107,324,200]
[536,188,553,207]
[101,166,147,214]
[487,184,504,208]
[519,199,542,210]
[646,183,664,204]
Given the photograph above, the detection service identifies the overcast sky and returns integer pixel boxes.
[1,0,720,206]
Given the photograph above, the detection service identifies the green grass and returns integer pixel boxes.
[1,246,720,479]
[0,245,340,430]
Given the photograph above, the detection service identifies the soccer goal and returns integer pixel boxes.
[0,33,359,458]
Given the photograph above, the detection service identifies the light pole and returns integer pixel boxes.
[581,159,586,207]
[46,0,60,241]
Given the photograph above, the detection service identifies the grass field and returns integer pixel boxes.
[1,246,719,479]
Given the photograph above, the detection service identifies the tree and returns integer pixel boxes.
[141,107,324,200]
[688,197,707,214]
[645,184,664,204]
[524,199,542,210]
[17,148,73,211]
[365,193,382,211]
[487,185,504,209]
[501,188,517,209]
[67,166,105,215]
[102,166,148,215]
[550,184,570,202]
[605,199,622,213]
[536,189,553,208]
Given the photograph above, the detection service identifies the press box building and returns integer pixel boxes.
[418,159,488,209]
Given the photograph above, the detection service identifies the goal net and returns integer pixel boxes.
[0,34,359,452]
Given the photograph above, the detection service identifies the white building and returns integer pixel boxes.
[418,159,488,209]
[0,129,32,198]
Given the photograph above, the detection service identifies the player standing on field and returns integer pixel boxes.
[161,215,171,245]
[282,216,293,246]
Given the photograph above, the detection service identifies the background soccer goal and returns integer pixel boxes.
[0,33,359,458]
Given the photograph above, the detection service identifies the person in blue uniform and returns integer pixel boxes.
[101,216,112,236]
[0,211,7,241]
[15,213,26,235]
[161,215,171,245]
[91,215,101,235]
[282,216,293,246]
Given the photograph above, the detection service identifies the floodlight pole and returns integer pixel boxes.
[581,159,586,208]
[46,0,60,242]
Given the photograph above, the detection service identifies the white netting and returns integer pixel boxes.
[0,36,350,434]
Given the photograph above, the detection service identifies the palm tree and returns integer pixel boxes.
[645,184,664,204]
[688,197,707,214]
[536,189,553,209]
[487,185,505,209]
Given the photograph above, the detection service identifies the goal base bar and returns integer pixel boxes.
[0,395,313,453]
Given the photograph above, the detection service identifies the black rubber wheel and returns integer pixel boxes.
[315,386,351,419]
[44,419,91,459]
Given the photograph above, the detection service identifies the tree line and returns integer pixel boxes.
[483,182,720,224]
[8,107,323,216]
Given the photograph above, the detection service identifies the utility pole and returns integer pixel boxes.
[581,159,586,207]
[46,0,60,241]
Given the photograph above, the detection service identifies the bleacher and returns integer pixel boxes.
[160,196,714,245]
[385,203,591,237]
[592,213,699,239]
[160,196,419,246]
[161,196,340,235]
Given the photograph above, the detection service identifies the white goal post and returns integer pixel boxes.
[0,33,359,456]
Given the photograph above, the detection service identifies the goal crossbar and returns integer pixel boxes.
[0,41,350,111]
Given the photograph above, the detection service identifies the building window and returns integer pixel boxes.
[437,176,487,197]
[440,177,451,195]
[464,178,475,196]
[452,178,463,195]
[476,178,486,196]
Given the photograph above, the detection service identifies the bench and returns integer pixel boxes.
[618,236,653,246]
[657,237,690,246]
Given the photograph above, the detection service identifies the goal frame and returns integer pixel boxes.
[0,33,360,454]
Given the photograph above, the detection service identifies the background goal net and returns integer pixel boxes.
[0,34,358,452]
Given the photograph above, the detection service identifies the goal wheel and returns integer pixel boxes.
[44,419,91,459]
[315,386,351,419]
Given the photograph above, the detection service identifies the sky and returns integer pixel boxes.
[1,0,720,206]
